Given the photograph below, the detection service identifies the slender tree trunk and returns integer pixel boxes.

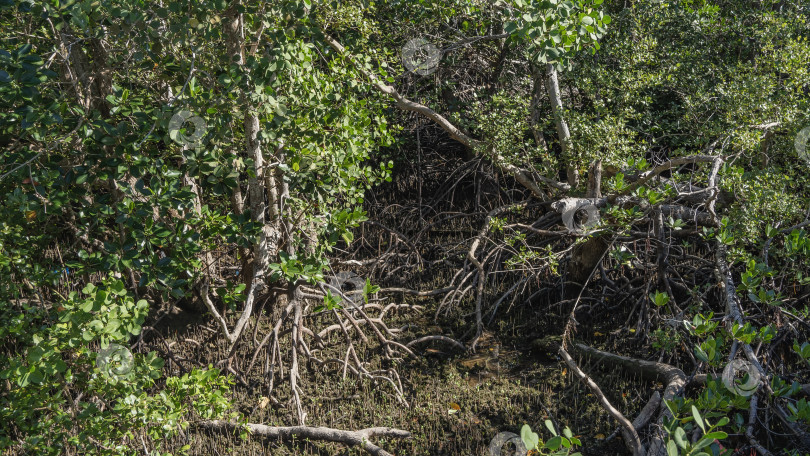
[530,65,549,153]
[586,159,602,198]
[59,27,111,116]
[545,63,579,188]
[245,115,271,283]
[225,5,280,293]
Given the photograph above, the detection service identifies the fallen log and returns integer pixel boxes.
[196,421,410,456]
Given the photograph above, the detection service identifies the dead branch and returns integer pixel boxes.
[405,335,465,352]
[558,347,645,456]
[618,155,717,196]
[196,420,410,456]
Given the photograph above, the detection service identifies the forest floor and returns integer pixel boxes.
[133,146,806,455]
[148,291,656,455]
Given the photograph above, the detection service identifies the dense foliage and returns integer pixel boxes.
[1,0,809,455]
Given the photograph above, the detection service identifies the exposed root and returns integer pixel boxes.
[558,346,645,456]
[196,420,410,456]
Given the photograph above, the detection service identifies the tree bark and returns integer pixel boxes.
[545,64,578,188]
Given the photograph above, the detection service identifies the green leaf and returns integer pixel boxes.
[674,427,687,449]
[544,419,557,436]
[546,435,563,450]
[694,346,709,363]
[692,405,705,432]
[521,424,540,450]
[702,431,728,440]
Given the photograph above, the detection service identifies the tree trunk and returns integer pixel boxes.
[545,63,579,188]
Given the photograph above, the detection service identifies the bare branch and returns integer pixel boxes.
[197,421,410,456]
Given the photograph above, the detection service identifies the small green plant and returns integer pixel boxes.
[520,421,582,456]
[663,404,732,456]
[650,291,670,307]
[361,278,380,304]
[314,290,344,313]
[215,280,247,311]
[666,216,686,230]
[793,340,810,366]
[787,398,810,424]
[652,327,682,352]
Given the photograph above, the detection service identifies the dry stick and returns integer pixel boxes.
[558,347,645,456]
[435,268,475,320]
[378,286,455,297]
[317,318,378,340]
[705,156,725,224]
[339,308,371,344]
[487,279,524,326]
[318,281,371,344]
[587,159,603,198]
[545,63,578,188]
[321,309,408,406]
[363,220,423,267]
[332,307,358,380]
[653,207,680,316]
[560,234,618,346]
[377,303,423,320]
[196,421,410,456]
[246,300,295,376]
[305,294,408,405]
[353,305,417,359]
[715,243,769,382]
[606,392,662,444]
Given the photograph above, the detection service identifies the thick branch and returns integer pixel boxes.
[619,155,716,196]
